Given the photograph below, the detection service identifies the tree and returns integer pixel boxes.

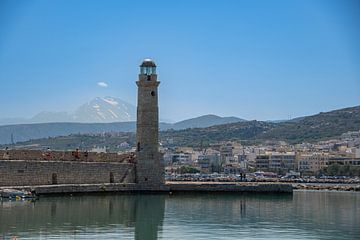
[178,165,200,174]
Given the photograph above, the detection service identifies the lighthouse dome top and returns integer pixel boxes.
[140,59,156,67]
[140,59,157,75]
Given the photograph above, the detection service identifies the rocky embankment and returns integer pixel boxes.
[293,184,360,191]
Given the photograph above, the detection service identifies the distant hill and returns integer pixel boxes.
[171,114,245,130]
[161,120,274,147]
[30,111,73,123]
[0,117,29,126]
[1,105,359,147]
[0,122,136,145]
[5,133,136,152]
[0,114,245,144]
[162,105,360,146]
[259,105,360,143]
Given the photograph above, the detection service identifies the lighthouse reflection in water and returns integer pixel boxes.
[0,191,359,239]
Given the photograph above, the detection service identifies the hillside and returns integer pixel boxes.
[162,120,274,146]
[171,114,245,130]
[6,133,136,152]
[0,115,244,144]
[259,105,360,142]
[164,105,360,146]
[163,105,360,146]
[3,105,360,150]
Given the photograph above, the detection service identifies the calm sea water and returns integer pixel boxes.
[0,191,359,240]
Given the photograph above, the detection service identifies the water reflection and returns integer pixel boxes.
[134,195,165,240]
[0,194,165,239]
[163,192,359,239]
[0,192,359,239]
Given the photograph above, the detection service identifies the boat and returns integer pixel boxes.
[0,188,36,200]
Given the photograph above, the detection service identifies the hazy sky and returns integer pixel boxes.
[0,0,359,122]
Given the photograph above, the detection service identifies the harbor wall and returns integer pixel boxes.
[0,150,294,193]
[0,182,293,195]
[0,160,135,186]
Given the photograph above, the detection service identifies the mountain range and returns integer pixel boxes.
[0,113,244,144]
[0,95,359,146]
[161,105,360,146]
[2,105,359,150]
[0,97,136,125]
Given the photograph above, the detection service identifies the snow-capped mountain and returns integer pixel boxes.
[0,97,136,125]
[73,97,136,122]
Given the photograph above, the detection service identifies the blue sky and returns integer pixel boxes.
[0,0,359,122]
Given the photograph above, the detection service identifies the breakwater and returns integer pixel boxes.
[4,181,360,195]
[1,150,294,194]
[167,182,293,193]
[0,182,293,195]
[293,183,360,191]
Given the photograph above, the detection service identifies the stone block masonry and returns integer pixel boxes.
[136,59,165,189]
[0,150,132,162]
[0,160,135,186]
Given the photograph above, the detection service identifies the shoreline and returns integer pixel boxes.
[1,181,359,196]
[293,183,360,191]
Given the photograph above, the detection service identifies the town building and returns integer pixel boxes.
[198,153,221,173]
[256,151,296,172]
[297,153,329,173]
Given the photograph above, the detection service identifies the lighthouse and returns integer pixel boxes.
[136,59,164,189]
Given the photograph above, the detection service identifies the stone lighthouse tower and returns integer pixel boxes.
[136,59,164,189]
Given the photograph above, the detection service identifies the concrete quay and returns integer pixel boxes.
[166,182,293,193]
[0,182,293,195]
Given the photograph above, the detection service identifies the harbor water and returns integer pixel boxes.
[0,191,359,239]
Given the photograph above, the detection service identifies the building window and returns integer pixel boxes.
[151,91,155,96]
[137,142,141,151]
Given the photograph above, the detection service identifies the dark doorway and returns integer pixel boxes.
[110,172,114,183]
[52,173,58,184]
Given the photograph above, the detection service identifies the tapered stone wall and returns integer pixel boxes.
[136,60,165,190]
